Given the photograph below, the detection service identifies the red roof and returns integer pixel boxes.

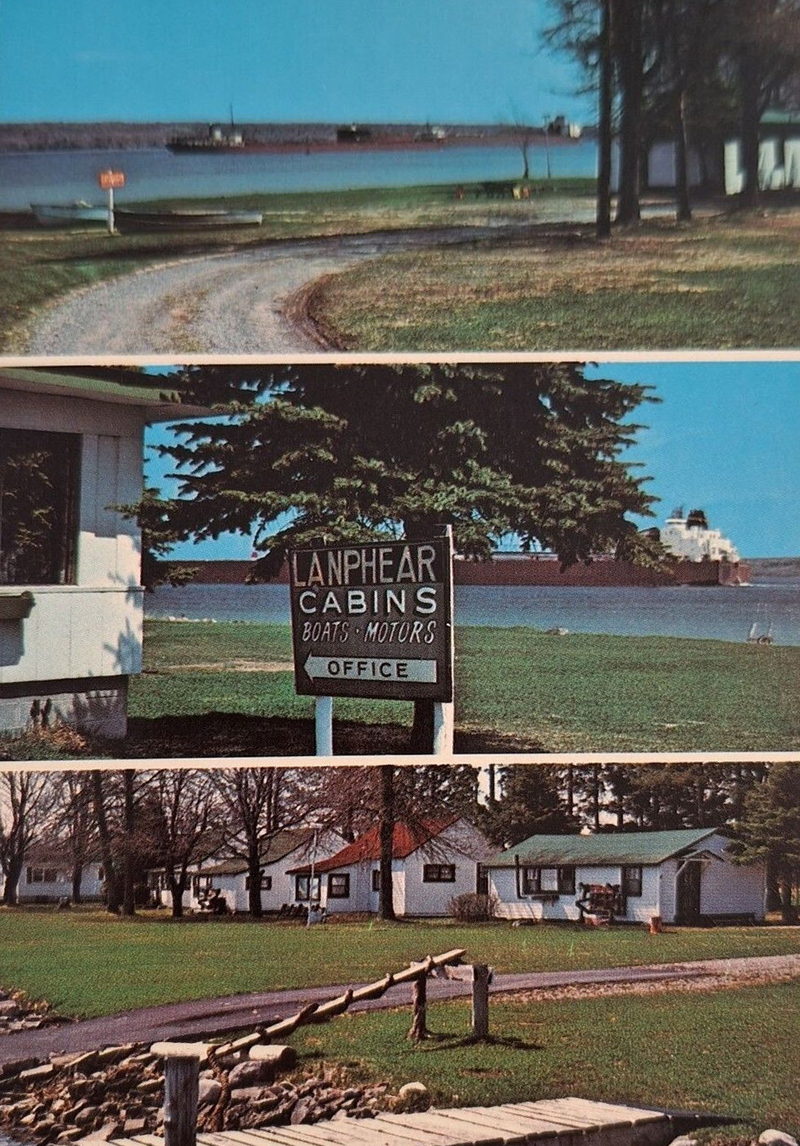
[288,817,458,875]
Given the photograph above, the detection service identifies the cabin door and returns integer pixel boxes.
[676,861,702,924]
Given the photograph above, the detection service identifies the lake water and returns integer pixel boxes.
[145,581,800,646]
[0,140,597,210]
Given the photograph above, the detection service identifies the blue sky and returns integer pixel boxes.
[0,0,589,126]
[145,360,800,561]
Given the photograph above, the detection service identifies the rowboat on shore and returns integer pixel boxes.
[113,207,263,231]
[30,202,108,226]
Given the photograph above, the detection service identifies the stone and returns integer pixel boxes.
[228,1060,275,1089]
[230,1086,268,1102]
[759,1133,798,1146]
[0,1001,21,1018]
[197,1078,222,1107]
[122,1117,148,1134]
[0,1058,41,1078]
[290,1098,317,1124]
[668,1137,698,1146]
[56,1130,85,1143]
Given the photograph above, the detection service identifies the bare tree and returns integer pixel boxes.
[151,769,220,917]
[49,771,97,903]
[0,771,55,905]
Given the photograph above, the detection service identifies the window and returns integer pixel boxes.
[423,864,456,883]
[327,873,350,899]
[522,867,541,894]
[295,874,321,902]
[192,874,212,897]
[245,874,273,891]
[0,429,80,586]
[27,867,57,884]
[622,865,643,897]
[557,867,576,894]
[371,869,381,892]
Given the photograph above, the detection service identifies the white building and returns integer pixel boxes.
[485,828,766,926]
[659,509,740,564]
[149,829,348,914]
[288,817,494,918]
[16,846,105,903]
[0,368,206,738]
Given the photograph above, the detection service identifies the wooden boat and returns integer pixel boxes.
[31,202,107,227]
[113,208,263,232]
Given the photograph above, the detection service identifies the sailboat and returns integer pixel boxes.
[746,603,775,645]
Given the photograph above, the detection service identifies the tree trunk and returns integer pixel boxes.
[779,875,798,924]
[121,769,136,916]
[71,862,83,904]
[596,0,614,238]
[615,0,643,224]
[2,854,23,906]
[92,771,121,913]
[674,87,692,221]
[378,765,396,921]
[170,877,185,918]
[738,43,762,208]
[248,847,263,917]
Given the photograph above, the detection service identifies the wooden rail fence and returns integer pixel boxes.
[152,949,494,1146]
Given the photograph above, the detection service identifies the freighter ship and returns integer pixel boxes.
[169,510,750,587]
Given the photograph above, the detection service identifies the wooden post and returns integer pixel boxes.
[432,700,454,756]
[408,972,428,1042]
[471,963,490,1040]
[159,1049,201,1146]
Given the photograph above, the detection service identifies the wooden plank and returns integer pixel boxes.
[441,1106,553,1143]
[378,1109,502,1144]
[530,1101,661,1126]
[368,1114,467,1145]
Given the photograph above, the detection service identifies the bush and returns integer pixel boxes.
[449,892,498,922]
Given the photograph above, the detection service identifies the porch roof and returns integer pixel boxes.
[0,367,210,420]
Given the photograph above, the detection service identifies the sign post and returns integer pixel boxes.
[289,528,454,755]
[98,169,125,233]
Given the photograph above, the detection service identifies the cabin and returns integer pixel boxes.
[637,108,800,195]
[484,828,766,926]
[288,817,494,917]
[15,845,104,904]
[148,829,348,914]
[0,368,206,739]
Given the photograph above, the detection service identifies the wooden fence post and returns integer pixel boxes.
[408,972,428,1042]
[152,1044,203,1146]
[471,963,490,1040]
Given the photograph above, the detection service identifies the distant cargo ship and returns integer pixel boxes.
[165,510,749,588]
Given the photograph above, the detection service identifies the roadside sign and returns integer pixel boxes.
[289,534,454,701]
[98,170,125,189]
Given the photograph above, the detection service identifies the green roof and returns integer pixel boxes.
[485,828,719,868]
[199,830,318,876]
[0,368,209,419]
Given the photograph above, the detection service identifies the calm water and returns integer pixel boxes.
[0,140,597,210]
[145,581,800,646]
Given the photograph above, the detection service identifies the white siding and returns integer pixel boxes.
[18,861,104,902]
[490,862,661,923]
[0,390,148,702]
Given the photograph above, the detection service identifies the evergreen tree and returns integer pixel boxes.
[732,763,800,922]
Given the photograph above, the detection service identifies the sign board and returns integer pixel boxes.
[289,534,454,702]
[98,170,126,189]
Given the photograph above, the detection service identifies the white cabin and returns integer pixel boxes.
[0,368,206,738]
[16,846,105,903]
[289,817,494,918]
[485,828,766,926]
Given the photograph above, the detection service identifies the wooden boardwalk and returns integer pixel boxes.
[96,1097,678,1146]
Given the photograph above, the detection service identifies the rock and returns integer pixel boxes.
[668,1137,698,1146]
[0,1057,41,1078]
[66,1052,99,1075]
[55,1130,85,1142]
[197,1078,222,1107]
[228,1060,275,1089]
[290,1098,317,1125]
[0,1001,22,1018]
[759,1133,798,1146]
[122,1118,148,1134]
[229,1086,268,1103]
[396,1080,430,1112]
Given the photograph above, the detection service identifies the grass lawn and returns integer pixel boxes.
[0,909,797,1018]
[127,620,800,754]
[306,207,800,350]
[289,982,800,1135]
[0,180,592,352]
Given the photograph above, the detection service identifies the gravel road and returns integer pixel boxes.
[24,204,607,356]
[0,953,796,1065]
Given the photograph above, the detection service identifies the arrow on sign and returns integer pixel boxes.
[304,656,437,683]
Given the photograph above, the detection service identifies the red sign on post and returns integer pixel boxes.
[98,170,125,190]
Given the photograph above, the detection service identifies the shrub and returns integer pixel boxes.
[449,892,498,922]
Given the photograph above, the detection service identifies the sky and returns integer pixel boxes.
[0,0,591,127]
[144,360,800,561]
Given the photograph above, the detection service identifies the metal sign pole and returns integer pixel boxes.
[107,185,115,234]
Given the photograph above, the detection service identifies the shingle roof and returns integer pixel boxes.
[0,368,209,419]
[484,828,720,869]
[198,829,319,876]
[288,818,459,875]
